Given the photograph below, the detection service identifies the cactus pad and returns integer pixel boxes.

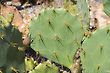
[29,8,84,68]
[81,25,110,73]
[0,21,25,73]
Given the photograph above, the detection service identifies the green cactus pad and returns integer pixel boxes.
[0,24,25,73]
[29,61,59,73]
[29,8,84,68]
[81,25,110,73]
[103,0,110,16]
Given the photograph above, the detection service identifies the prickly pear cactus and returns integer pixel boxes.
[81,25,110,73]
[29,61,59,73]
[103,0,110,16]
[29,8,84,68]
[0,17,25,73]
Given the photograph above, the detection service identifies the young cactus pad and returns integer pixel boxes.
[29,61,59,73]
[81,25,110,73]
[29,8,84,68]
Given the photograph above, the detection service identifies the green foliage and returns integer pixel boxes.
[29,8,84,68]
[103,0,110,16]
[81,25,110,73]
[0,15,25,73]
[29,61,59,73]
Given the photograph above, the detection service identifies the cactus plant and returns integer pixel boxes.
[81,25,110,73]
[29,61,59,73]
[0,16,25,73]
[103,0,110,16]
[29,8,85,68]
